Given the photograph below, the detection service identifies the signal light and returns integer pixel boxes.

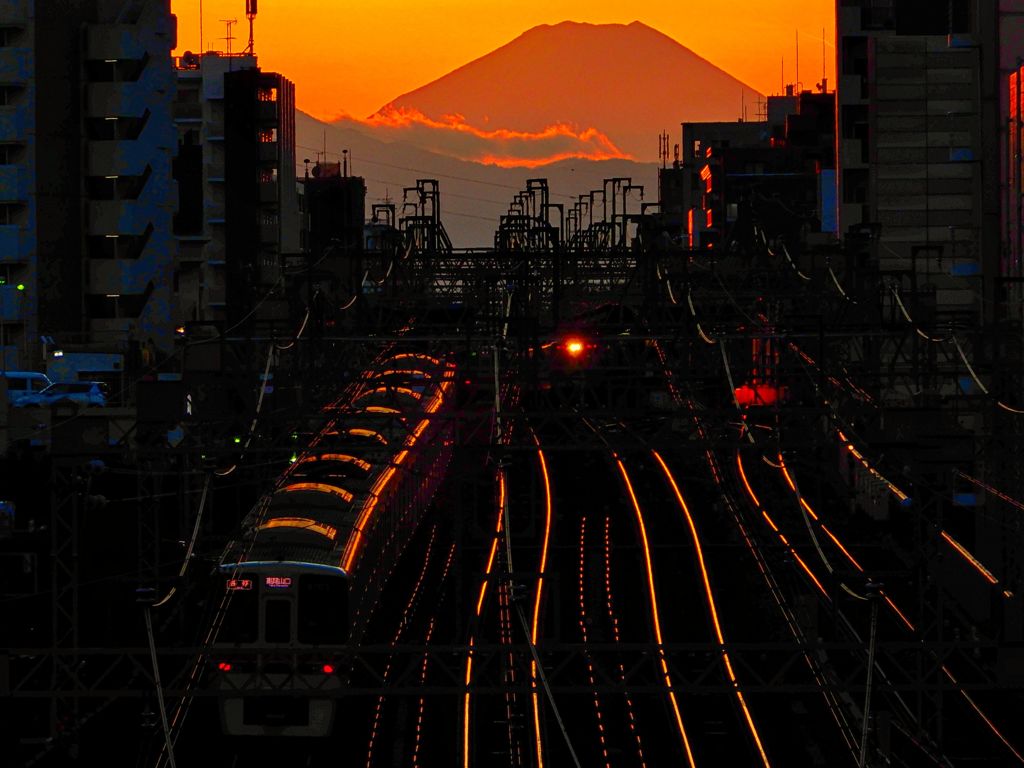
[561,335,593,360]
[565,338,585,357]
[322,663,335,675]
[217,662,232,672]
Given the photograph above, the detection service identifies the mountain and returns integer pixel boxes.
[368,20,763,162]
[296,110,657,248]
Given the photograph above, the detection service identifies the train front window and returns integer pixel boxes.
[221,581,258,643]
[298,575,347,644]
[264,599,292,643]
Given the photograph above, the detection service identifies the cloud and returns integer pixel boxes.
[337,105,632,168]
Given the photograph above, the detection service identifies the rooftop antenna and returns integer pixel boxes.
[342,149,348,177]
[796,29,800,91]
[822,27,826,89]
[245,0,257,55]
[219,18,236,56]
[199,0,203,52]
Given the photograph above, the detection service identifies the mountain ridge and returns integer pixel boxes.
[367,20,763,160]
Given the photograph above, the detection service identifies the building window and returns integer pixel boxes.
[258,128,278,143]
[0,27,22,47]
[0,86,23,106]
[0,203,23,225]
[0,144,21,165]
[0,264,24,286]
[257,86,277,102]
[843,169,868,205]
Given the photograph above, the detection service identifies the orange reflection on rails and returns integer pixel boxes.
[653,451,772,768]
[464,471,506,768]
[736,453,829,599]
[616,458,698,768]
[940,530,999,585]
[531,447,553,768]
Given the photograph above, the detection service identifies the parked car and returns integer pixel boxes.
[1,371,53,406]
[21,380,108,408]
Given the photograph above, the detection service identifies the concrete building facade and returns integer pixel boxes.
[835,0,1004,325]
[173,53,296,330]
[0,0,176,370]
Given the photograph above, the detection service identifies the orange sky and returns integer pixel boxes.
[171,1,836,120]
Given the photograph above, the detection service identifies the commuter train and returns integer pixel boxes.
[209,348,455,737]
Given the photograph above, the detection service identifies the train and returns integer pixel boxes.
[208,347,456,737]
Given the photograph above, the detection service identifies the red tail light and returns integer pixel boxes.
[322,663,335,675]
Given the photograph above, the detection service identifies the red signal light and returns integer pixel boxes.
[734,384,783,407]
[322,663,335,675]
[217,661,232,672]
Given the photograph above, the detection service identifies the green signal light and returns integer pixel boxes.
[16,283,25,291]
[233,436,242,444]
[289,452,298,464]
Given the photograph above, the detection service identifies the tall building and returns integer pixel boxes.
[835,0,1004,323]
[0,0,176,369]
[173,53,296,330]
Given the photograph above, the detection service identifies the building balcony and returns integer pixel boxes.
[87,81,153,118]
[0,164,26,201]
[204,163,226,183]
[87,200,151,235]
[0,48,31,82]
[259,223,278,244]
[0,225,22,262]
[258,181,277,203]
[258,142,278,163]
[0,0,29,23]
[87,258,152,294]
[89,317,133,337]
[85,24,147,62]
[172,101,202,122]
[257,101,278,123]
[0,284,25,322]
[87,139,150,177]
[205,286,227,306]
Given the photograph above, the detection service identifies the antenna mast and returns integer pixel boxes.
[245,0,257,55]
[796,29,800,90]
[219,18,237,56]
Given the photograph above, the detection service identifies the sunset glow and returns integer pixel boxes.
[171,1,836,120]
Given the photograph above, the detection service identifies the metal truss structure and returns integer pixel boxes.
[12,176,1024,765]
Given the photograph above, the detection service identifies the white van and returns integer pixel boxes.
[1,371,53,406]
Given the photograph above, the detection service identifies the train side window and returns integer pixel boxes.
[298,575,347,644]
[221,586,258,643]
[264,599,292,643]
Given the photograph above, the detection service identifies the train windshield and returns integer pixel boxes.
[264,599,291,643]
[220,581,259,643]
[298,575,347,644]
